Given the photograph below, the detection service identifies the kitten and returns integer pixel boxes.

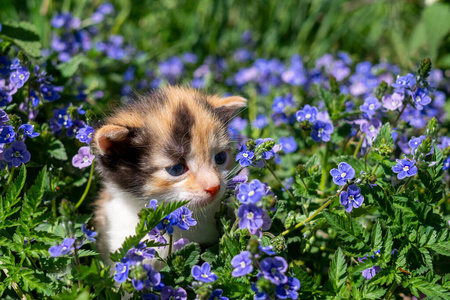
[92,86,246,265]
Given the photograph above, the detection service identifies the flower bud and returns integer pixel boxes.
[329,74,340,95]
[375,81,388,101]
[296,164,309,178]
[247,237,260,255]
[271,236,286,252]
[245,139,256,151]
[426,117,438,139]
[417,58,432,83]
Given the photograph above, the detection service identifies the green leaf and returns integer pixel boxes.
[110,200,189,262]
[0,21,41,57]
[371,221,383,253]
[410,277,450,299]
[328,248,347,293]
[372,122,394,150]
[5,165,26,206]
[57,54,88,78]
[20,269,55,296]
[47,139,68,160]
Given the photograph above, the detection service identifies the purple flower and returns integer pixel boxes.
[114,259,130,283]
[0,125,15,143]
[3,141,30,167]
[173,238,190,251]
[412,88,432,110]
[361,266,381,280]
[209,289,229,300]
[48,238,75,257]
[392,159,417,180]
[182,52,198,64]
[279,136,298,154]
[227,174,248,190]
[237,179,265,204]
[191,262,218,282]
[159,56,184,84]
[238,204,264,231]
[161,286,187,300]
[81,224,97,242]
[0,89,13,106]
[72,146,95,169]
[174,206,197,230]
[339,184,364,212]
[382,93,404,111]
[252,114,268,129]
[231,251,253,277]
[148,228,167,245]
[0,109,9,126]
[127,242,156,264]
[296,105,318,123]
[392,73,415,91]
[311,120,334,142]
[145,199,158,210]
[235,144,254,167]
[360,97,381,118]
[443,157,450,171]
[259,245,276,256]
[259,256,288,285]
[142,294,159,300]
[330,162,355,186]
[275,277,301,299]
[10,66,30,89]
[75,126,94,144]
[0,56,10,76]
[360,118,382,142]
[19,124,40,138]
[97,3,114,15]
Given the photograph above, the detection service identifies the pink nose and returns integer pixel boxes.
[205,185,220,198]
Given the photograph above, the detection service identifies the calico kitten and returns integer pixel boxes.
[92,86,246,265]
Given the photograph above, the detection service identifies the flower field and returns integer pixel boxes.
[1,1,450,299]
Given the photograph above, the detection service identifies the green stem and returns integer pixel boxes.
[371,162,380,175]
[168,234,173,256]
[281,184,347,236]
[398,176,413,194]
[353,133,365,158]
[435,191,450,208]
[72,243,82,289]
[2,167,16,195]
[320,143,330,192]
[391,96,411,130]
[75,160,95,209]
[385,281,399,300]
[230,218,240,234]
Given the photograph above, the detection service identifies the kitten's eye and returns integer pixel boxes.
[215,151,227,165]
[166,164,188,176]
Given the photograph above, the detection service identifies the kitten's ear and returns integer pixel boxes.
[213,96,247,122]
[94,125,130,155]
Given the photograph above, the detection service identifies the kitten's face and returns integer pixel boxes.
[93,87,246,207]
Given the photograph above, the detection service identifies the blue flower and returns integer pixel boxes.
[75,126,95,144]
[132,263,161,291]
[238,204,264,231]
[235,144,254,167]
[19,124,40,139]
[10,66,30,89]
[0,56,10,76]
[339,184,364,212]
[255,138,276,160]
[258,245,276,256]
[259,256,288,285]
[161,286,187,300]
[156,213,178,234]
[237,179,265,204]
[148,228,167,245]
[391,73,416,91]
[174,206,197,230]
[408,135,425,150]
[114,259,130,283]
[296,105,318,123]
[0,109,9,126]
[311,120,334,142]
[361,265,381,280]
[275,277,301,299]
[412,88,432,110]
[271,94,294,114]
[40,84,63,102]
[4,141,30,167]
[191,262,218,282]
[0,125,15,143]
[252,114,268,129]
[360,97,381,118]
[209,289,229,300]
[231,251,253,277]
[392,159,417,180]
[444,157,450,171]
[0,90,13,107]
[145,199,158,210]
[330,162,355,186]
[279,136,298,154]
[81,224,97,242]
[48,238,75,257]
[127,242,156,264]
[159,56,184,84]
